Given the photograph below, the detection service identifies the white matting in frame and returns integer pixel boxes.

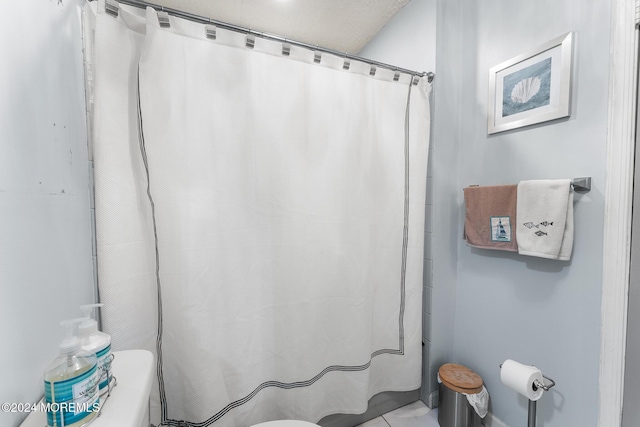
[488,32,574,134]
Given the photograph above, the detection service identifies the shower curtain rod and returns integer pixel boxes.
[95,0,435,83]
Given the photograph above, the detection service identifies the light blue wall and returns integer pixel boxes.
[427,0,463,406]
[0,1,95,426]
[358,0,436,74]
[363,0,610,425]
[449,1,608,425]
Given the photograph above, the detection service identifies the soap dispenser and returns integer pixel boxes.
[78,303,112,395]
[44,319,99,427]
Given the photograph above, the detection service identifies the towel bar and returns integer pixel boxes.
[571,177,591,192]
[467,178,591,192]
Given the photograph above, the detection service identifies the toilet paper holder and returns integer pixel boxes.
[532,375,556,392]
[499,363,556,427]
[498,363,556,392]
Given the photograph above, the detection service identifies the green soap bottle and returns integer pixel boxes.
[43,319,100,427]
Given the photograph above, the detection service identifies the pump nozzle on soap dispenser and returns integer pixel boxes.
[79,303,103,337]
[59,319,83,357]
[78,303,113,395]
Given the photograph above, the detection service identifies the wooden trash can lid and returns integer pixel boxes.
[439,363,483,394]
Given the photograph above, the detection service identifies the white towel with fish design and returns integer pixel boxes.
[516,179,574,261]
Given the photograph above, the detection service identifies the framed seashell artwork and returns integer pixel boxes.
[487,32,574,134]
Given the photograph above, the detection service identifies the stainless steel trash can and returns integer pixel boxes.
[437,364,483,427]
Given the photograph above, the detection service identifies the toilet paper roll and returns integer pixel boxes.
[500,359,544,401]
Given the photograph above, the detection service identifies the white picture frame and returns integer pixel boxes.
[487,31,574,135]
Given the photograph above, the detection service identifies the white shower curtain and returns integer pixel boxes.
[86,2,430,426]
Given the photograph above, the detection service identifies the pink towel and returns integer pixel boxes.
[463,185,518,252]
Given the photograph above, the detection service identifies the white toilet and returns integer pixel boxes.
[20,349,154,427]
[252,421,321,427]
[21,351,321,427]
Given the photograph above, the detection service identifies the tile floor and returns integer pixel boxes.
[355,401,439,427]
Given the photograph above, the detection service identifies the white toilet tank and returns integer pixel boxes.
[20,349,154,427]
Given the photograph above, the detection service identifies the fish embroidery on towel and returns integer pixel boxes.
[523,220,555,236]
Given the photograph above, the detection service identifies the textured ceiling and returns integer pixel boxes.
[149,0,411,54]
